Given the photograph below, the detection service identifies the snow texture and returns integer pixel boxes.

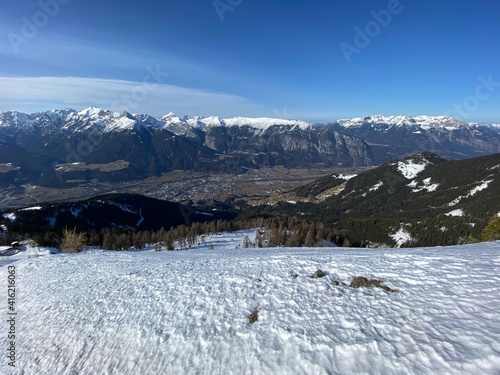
[468,180,493,197]
[336,174,357,181]
[410,177,439,193]
[397,160,429,179]
[446,209,465,217]
[1,233,500,375]
[448,180,493,206]
[448,197,463,207]
[369,182,384,192]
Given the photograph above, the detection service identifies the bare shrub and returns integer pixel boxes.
[60,227,87,253]
[350,276,399,292]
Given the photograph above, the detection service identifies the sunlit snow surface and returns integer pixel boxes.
[397,160,429,179]
[2,233,500,375]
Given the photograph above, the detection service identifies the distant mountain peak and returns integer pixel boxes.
[78,106,108,118]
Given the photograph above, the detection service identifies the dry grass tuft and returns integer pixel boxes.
[350,276,399,292]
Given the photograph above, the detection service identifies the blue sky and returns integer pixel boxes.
[0,0,499,122]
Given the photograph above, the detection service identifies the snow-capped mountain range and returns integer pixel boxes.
[0,107,499,189]
[0,107,312,133]
[160,111,312,130]
[1,107,498,133]
[335,114,492,130]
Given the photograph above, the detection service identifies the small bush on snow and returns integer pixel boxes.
[59,227,87,253]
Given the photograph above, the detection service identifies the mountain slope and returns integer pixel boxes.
[1,193,236,232]
[255,152,500,247]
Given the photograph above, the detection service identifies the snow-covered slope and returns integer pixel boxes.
[2,233,499,374]
[396,158,431,179]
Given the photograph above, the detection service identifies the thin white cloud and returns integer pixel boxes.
[0,76,266,117]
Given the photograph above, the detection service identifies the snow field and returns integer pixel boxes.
[397,160,429,180]
[1,234,500,374]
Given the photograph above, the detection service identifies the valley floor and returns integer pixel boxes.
[1,232,500,374]
[0,166,370,209]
